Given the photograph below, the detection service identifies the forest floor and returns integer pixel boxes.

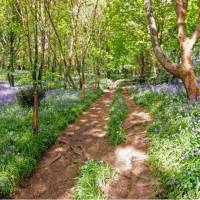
[12,89,161,199]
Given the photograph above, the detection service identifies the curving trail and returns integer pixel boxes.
[12,89,161,199]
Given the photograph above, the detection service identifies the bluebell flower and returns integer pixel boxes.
[192,150,200,155]
[8,145,15,151]
[182,155,189,161]
[3,151,10,157]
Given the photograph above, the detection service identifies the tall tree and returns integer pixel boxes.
[144,0,200,101]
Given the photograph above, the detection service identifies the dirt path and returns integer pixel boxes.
[103,90,161,199]
[12,89,160,199]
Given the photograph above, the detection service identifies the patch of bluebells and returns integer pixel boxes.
[139,83,185,94]
[133,85,200,198]
[43,87,95,109]
[0,79,96,106]
[182,149,200,161]
[0,82,18,105]
[0,145,16,164]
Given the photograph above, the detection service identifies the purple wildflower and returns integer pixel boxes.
[3,151,10,157]
[192,150,200,156]
[182,155,189,161]
[8,145,15,151]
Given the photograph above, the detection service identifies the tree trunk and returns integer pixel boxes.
[81,79,85,100]
[7,73,15,87]
[182,70,200,102]
[144,0,200,102]
[32,1,39,133]
[179,66,200,101]
[80,65,85,100]
[138,52,146,83]
[178,44,200,101]
[33,86,39,132]
[8,32,15,87]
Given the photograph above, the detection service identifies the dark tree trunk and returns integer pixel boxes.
[8,32,15,87]
[32,1,39,133]
[138,52,146,83]
[33,86,39,133]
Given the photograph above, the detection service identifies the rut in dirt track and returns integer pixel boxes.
[12,89,161,199]
[13,90,115,199]
[104,90,161,199]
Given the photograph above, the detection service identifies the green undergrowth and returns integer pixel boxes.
[132,88,200,199]
[74,160,114,200]
[107,88,128,145]
[0,89,102,198]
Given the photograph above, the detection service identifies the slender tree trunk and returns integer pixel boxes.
[32,1,39,133]
[33,86,39,132]
[80,62,85,100]
[139,52,146,83]
[97,67,100,89]
[8,32,15,87]
[45,2,77,89]
[38,33,45,87]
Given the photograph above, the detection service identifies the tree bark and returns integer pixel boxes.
[179,68,200,100]
[8,32,15,87]
[32,0,39,133]
[144,0,200,101]
[33,86,39,133]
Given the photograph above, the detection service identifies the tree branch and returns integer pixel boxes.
[190,4,200,47]
[144,0,179,76]
[173,0,188,42]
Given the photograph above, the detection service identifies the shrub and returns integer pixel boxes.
[16,88,46,107]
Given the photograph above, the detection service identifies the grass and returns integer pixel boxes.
[107,88,128,145]
[73,160,114,200]
[132,88,200,199]
[0,89,102,198]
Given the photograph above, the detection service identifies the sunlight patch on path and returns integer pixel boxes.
[115,146,147,172]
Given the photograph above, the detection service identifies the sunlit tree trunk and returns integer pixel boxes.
[144,0,200,101]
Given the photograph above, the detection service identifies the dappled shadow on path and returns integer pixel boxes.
[103,90,161,199]
[12,90,115,199]
[12,89,161,199]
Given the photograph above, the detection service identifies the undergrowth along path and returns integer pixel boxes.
[103,90,161,199]
[12,89,114,199]
[12,89,161,199]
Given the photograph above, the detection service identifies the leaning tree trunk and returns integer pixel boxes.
[144,0,200,102]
